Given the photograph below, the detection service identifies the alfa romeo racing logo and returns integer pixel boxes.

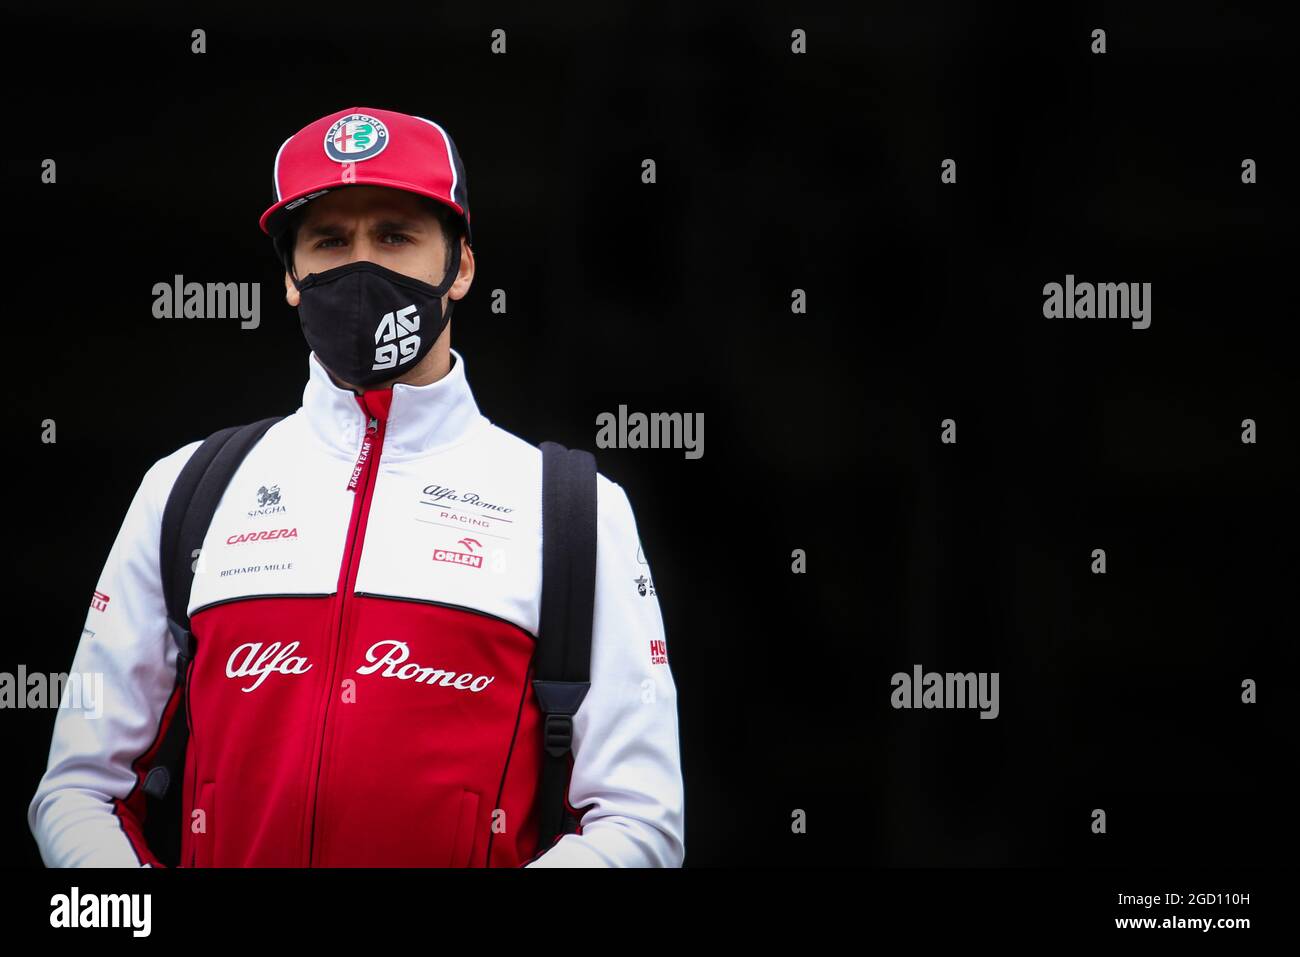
[324,113,389,162]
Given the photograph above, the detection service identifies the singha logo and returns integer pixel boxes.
[248,484,287,518]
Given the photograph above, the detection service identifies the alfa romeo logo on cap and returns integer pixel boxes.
[323,113,389,162]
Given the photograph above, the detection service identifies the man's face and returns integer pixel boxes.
[283,184,467,307]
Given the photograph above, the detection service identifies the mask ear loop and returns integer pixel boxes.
[432,234,463,296]
[272,227,300,288]
[433,236,464,328]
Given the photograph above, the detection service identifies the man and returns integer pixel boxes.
[28,106,686,867]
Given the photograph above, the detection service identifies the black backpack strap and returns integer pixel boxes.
[532,441,598,854]
[158,416,285,628]
[141,415,284,866]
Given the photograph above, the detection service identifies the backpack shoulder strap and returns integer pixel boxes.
[142,415,284,866]
[532,440,598,854]
[159,415,285,631]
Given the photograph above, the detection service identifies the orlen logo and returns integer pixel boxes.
[373,303,421,371]
[227,528,299,545]
[434,537,482,569]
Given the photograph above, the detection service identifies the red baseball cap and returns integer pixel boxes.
[259,106,472,245]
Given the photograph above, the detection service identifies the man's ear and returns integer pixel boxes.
[449,237,475,302]
[284,270,300,307]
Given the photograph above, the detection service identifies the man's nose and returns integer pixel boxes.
[345,234,380,263]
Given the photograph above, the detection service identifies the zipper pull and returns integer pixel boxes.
[346,417,380,492]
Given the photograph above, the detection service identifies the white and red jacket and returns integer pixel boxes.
[28,348,685,867]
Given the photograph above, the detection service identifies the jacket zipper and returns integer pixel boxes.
[183,656,199,868]
[305,403,388,866]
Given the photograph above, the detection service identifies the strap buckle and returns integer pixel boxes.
[166,618,195,685]
[532,679,590,757]
[542,713,574,757]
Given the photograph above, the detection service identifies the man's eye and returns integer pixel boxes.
[312,234,409,248]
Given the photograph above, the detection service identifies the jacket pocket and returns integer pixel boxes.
[447,790,480,868]
[192,780,216,868]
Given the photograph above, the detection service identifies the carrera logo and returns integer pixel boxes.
[226,528,299,545]
[433,537,482,569]
[372,303,421,371]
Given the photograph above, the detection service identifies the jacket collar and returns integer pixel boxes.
[300,347,484,460]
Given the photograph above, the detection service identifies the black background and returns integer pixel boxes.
[2,1,1291,873]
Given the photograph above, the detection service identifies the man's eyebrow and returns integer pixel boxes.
[373,218,428,233]
[300,218,428,238]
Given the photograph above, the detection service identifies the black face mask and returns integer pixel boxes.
[289,241,462,389]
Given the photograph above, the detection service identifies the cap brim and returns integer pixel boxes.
[259,179,470,243]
